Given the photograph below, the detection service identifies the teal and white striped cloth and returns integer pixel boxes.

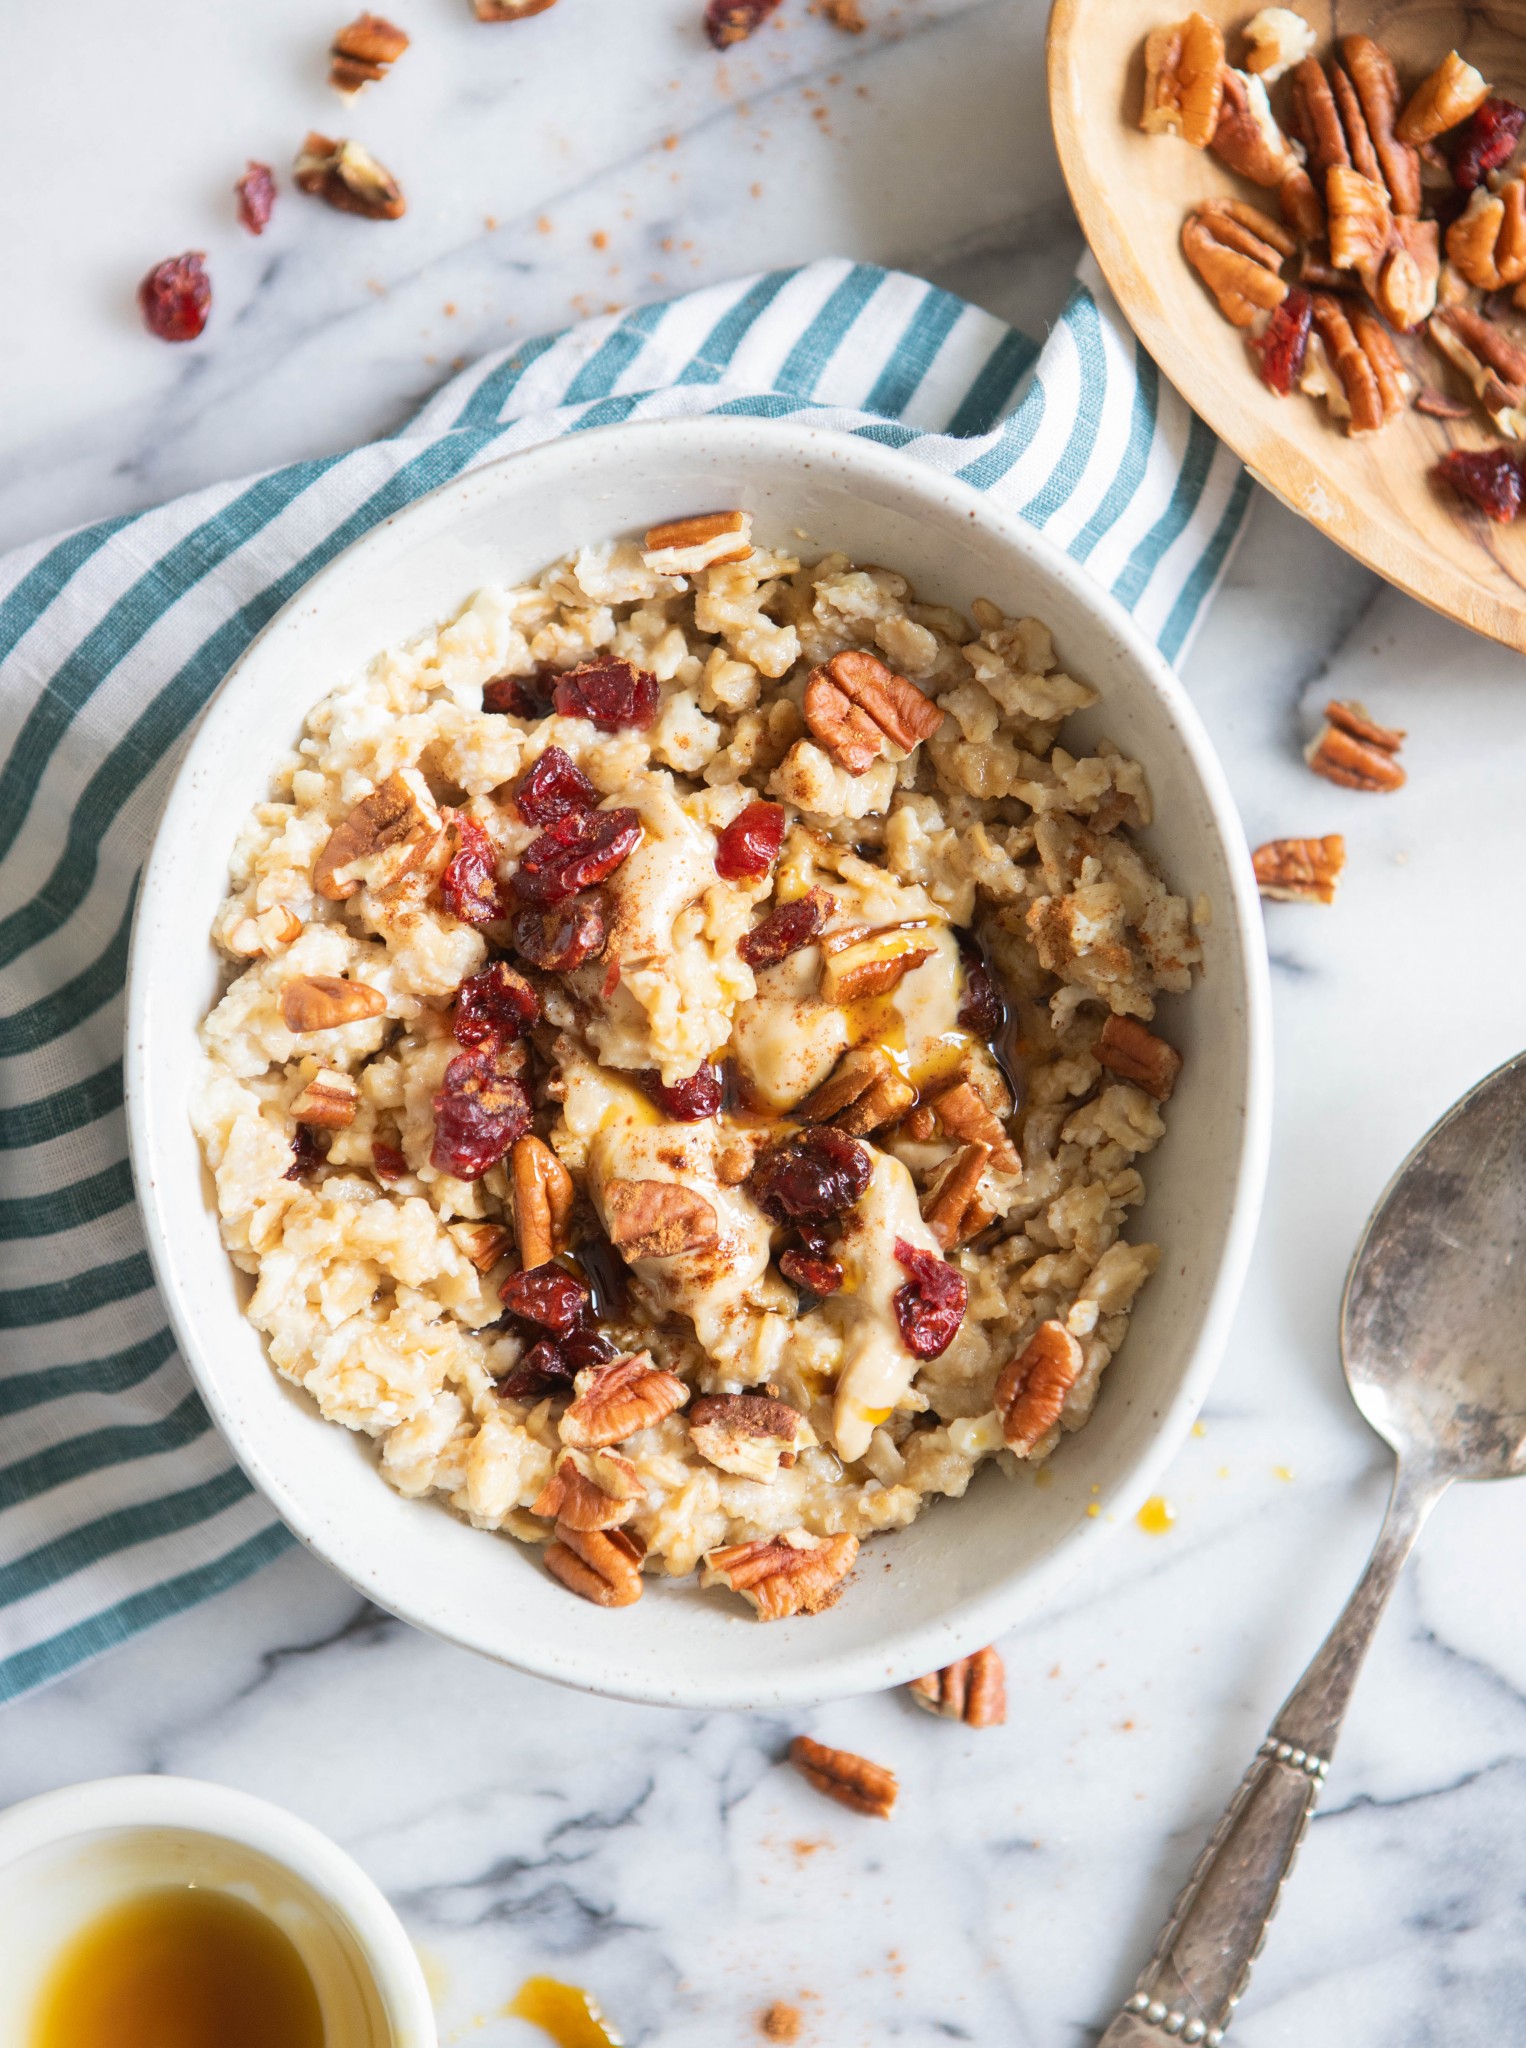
[0,257,1248,1704]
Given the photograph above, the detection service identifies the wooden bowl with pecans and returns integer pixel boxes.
[1048,0,1526,651]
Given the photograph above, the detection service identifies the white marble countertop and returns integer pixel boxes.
[2,2,1525,2043]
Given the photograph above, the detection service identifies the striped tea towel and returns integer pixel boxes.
[0,256,1249,1705]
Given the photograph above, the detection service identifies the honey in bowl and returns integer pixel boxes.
[29,1882,324,2048]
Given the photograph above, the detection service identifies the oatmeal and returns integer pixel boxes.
[192,514,1197,1616]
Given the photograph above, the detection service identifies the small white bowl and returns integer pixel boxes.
[0,1776,435,2047]
[126,416,1272,1709]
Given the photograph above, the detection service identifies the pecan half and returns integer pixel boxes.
[803,650,942,775]
[1211,66,1300,187]
[1326,167,1392,291]
[1278,165,1325,243]
[1139,13,1225,147]
[448,1220,513,1272]
[702,1529,858,1619]
[1252,834,1346,903]
[532,1447,644,1530]
[819,924,934,1005]
[1428,305,1526,424]
[1096,1015,1183,1102]
[329,13,410,94]
[314,769,441,900]
[1305,700,1406,792]
[1310,296,1409,432]
[509,1133,576,1271]
[227,903,303,957]
[1397,51,1490,146]
[560,1352,689,1448]
[1181,202,1290,327]
[1446,181,1526,291]
[1289,57,1349,182]
[1340,36,1420,216]
[907,1645,1007,1727]
[1375,218,1439,333]
[289,1067,360,1126]
[544,1523,643,1607]
[797,1046,915,1136]
[788,1734,897,1818]
[995,1319,1082,1455]
[921,1141,993,1251]
[279,975,387,1033]
[688,1393,805,1481]
[294,132,405,220]
[926,1078,1020,1174]
[642,510,753,574]
[602,1179,719,1261]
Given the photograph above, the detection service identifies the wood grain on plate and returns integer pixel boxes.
[1048,0,1526,651]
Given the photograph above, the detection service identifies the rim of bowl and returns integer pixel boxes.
[0,1775,435,2046]
[125,413,1273,1708]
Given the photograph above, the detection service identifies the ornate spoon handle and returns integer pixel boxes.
[1097,1458,1449,2046]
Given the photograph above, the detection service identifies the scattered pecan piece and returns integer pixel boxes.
[314,769,441,900]
[1139,13,1225,147]
[907,1645,1007,1727]
[926,1078,1020,1174]
[602,1179,719,1262]
[817,0,864,30]
[329,12,410,93]
[703,1530,858,1619]
[448,1220,513,1273]
[1340,35,1421,215]
[1181,202,1290,327]
[760,2004,803,2044]
[1375,218,1440,332]
[1277,165,1324,243]
[788,1734,897,1818]
[508,1135,575,1271]
[138,253,211,342]
[739,887,835,970]
[921,1141,993,1251]
[279,975,387,1032]
[532,1448,644,1530]
[705,0,781,47]
[803,649,942,775]
[819,924,935,1005]
[996,1319,1082,1455]
[1310,296,1409,432]
[290,1066,361,1127]
[475,0,558,16]
[1397,51,1490,146]
[643,509,753,573]
[797,1046,915,1136]
[544,1523,644,1607]
[1414,387,1472,419]
[1326,166,1393,290]
[227,903,303,957]
[1243,8,1316,85]
[1446,180,1526,290]
[235,162,277,236]
[1252,835,1346,903]
[1096,1016,1183,1102]
[688,1393,805,1481]
[560,1352,689,1448]
[1210,66,1299,187]
[1306,700,1406,791]
[1428,305,1526,423]
[294,132,405,219]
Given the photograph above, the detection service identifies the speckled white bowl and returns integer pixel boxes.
[126,416,1271,1709]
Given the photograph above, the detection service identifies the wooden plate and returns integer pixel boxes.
[1048,0,1526,650]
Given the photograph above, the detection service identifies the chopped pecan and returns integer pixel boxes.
[314,769,440,900]
[1428,305,1526,424]
[1242,7,1316,85]
[1446,180,1526,291]
[802,649,942,775]
[1340,36,1420,215]
[532,1447,644,1530]
[294,132,405,220]
[739,887,835,971]
[642,510,753,574]
[289,1066,360,1127]
[926,1078,1020,1174]
[1278,165,1325,243]
[996,1319,1082,1455]
[1096,1015,1183,1101]
[544,1523,643,1607]
[448,1220,513,1272]
[1139,13,1225,147]
[279,975,387,1033]
[788,1734,897,1818]
[1326,166,1393,290]
[819,923,935,1005]
[509,1134,575,1271]
[1397,51,1489,146]
[1252,835,1346,903]
[1181,203,1289,327]
[475,0,558,16]
[602,1179,718,1261]
[1375,218,1439,332]
[227,903,303,957]
[921,1141,993,1251]
[688,1393,805,1481]
[329,13,409,93]
[1305,700,1406,791]
[1310,296,1409,432]
[705,0,780,45]
[1414,387,1472,419]
[797,1046,915,1136]
[907,1645,1007,1727]
[1211,66,1300,186]
[560,1352,689,1448]
[703,1530,858,1619]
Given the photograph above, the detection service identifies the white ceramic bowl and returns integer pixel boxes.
[0,1776,434,2047]
[126,416,1271,1709]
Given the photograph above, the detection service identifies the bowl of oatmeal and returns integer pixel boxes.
[126,416,1270,1707]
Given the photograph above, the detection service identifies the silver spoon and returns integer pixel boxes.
[1098,1049,1526,2047]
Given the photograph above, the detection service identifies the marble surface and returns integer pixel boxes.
[3,2,1526,2044]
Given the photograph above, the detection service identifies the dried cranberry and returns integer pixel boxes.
[483,670,556,719]
[1248,289,1312,397]
[1437,447,1523,523]
[499,1262,592,1335]
[1452,96,1526,192]
[738,889,832,970]
[430,1045,532,1178]
[440,814,509,925]
[372,1140,408,1181]
[511,898,608,973]
[748,1129,873,1223]
[778,1247,844,1296]
[514,807,642,905]
[497,1327,615,1402]
[138,252,211,342]
[715,801,785,882]
[284,1125,327,1182]
[453,961,540,1048]
[957,956,1005,1043]
[705,0,781,47]
[891,1239,968,1359]
[552,657,660,731]
[515,746,599,826]
[637,1064,723,1120]
[235,161,276,235]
